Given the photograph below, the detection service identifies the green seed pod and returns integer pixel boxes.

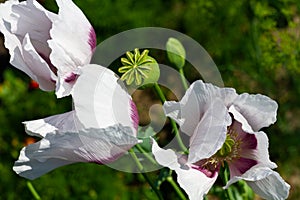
[118,48,160,87]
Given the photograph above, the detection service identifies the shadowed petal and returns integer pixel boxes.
[229,157,258,177]
[0,0,56,91]
[22,34,56,90]
[233,93,278,131]
[163,80,237,136]
[23,111,82,138]
[13,125,138,180]
[188,99,231,163]
[10,0,56,56]
[152,139,217,200]
[229,105,277,169]
[246,169,290,200]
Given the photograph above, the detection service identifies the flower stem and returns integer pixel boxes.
[221,165,234,200]
[135,144,157,165]
[179,68,188,90]
[129,149,164,200]
[153,83,188,153]
[26,181,41,200]
[166,176,187,200]
[153,83,166,102]
[170,119,188,153]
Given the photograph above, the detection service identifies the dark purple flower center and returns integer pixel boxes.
[194,119,258,177]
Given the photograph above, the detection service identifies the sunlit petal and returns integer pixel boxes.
[233,93,278,131]
[72,64,138,135]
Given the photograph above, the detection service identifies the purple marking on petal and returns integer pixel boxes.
[65,73,78,83]
[88,27,97,51]
[230,118,258,150]
[231,157,258,175]
[130,99,139,131]
[192,165,218,178]
[241,133,257,150]
[192,159,220,178]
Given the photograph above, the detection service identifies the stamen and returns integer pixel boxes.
[198,126,242,175]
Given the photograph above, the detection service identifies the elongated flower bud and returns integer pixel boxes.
[166,37,186,69]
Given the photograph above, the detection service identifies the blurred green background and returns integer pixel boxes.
[0,0,300,199]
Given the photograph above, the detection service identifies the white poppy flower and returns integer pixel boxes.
[0,0,96,97]
[152,80,290,200]
[13,65,139,180]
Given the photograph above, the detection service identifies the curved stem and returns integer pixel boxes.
[179,68,189,90]
[135,144,157,165]
[153,83,188,153]
[27,181,41,200]
[170,120,188,153]
[153,83,166,102]
[129,149,164,200]
[166,176,187,200]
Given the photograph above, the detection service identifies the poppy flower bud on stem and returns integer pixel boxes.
[118,48,160,87]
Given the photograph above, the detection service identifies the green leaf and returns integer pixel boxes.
[166,37,186,69]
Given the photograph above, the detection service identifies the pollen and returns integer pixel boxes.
[201,127,242,170]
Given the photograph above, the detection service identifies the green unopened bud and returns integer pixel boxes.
[118,48,160,87]
[166,37,186,69]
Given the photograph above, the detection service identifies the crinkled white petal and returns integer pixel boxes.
[48,0,95,82]
[163,80,237,136]
[0,0,56,91]
[151,138,181,170]
[22,34,56,90]
[23,111,82,138]
[14,124,138,180]
[0,1,36,79]
[152,139,217,200]
[233,93,278,131]
[0,0,18,28]
[229,105,277,169]
[176,167,218,200]
[251,131,277,168]
[224,166,290,200]
[188,99,231,163]
[9,0,55,56]
[1,27,55,90]
[72,64,137,135]
[13,145,75,180]
[246,169,290,200]
[0,19,33,77]
[223,112,289,199]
